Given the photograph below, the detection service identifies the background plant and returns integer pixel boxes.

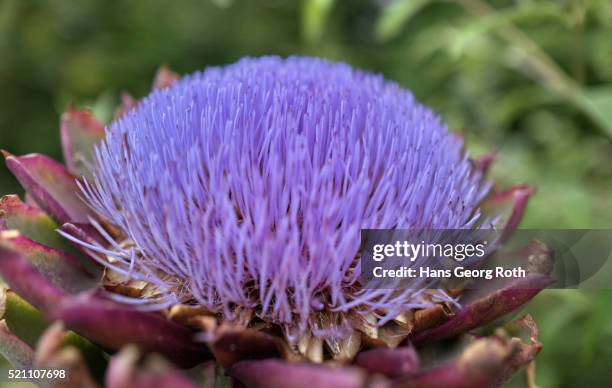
[0,0,611,386]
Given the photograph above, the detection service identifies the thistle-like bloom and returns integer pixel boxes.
[0,57,550,387]
[79,56,490,336]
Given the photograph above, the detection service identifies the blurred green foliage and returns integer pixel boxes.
[0,0,611,386]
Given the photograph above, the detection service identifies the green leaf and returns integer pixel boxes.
[302,0,334,45]
[376,0,431,42]
[579,86,612,138]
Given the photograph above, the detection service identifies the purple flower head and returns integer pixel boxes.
[77,56,490,338]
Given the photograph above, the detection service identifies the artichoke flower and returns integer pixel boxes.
[0,56,551,387]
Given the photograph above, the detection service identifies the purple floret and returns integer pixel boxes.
[76,56,490,332]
